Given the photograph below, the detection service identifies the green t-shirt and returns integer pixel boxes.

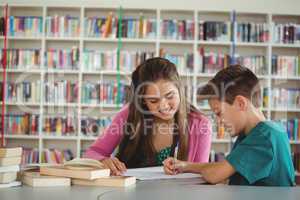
[226,121,295,186]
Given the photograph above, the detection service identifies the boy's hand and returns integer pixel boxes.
[101,157,127,176]
[163,157,188,175]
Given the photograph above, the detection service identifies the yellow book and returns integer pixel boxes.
[103,12,113,38]
[22,172,71,187]
[72,176,136,187]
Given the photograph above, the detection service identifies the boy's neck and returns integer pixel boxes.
[244,107,266,135]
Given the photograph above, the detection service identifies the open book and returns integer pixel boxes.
[40,158,110,180]
[124,166,204,181]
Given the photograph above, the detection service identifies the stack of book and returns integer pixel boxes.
[235,22,269,43]
[0,147,22,188]
[82,50,154,72]
[235,55,267,75]
[0,81,41,103]
[84,13,156,39]
[45,15,80,37]
[81,116,112,137]
[41,149,74,164]
[273,23,300,44]
[1,113,39,135]
[9,16,43,37]
[271,88,300,109]
[0,49,41,70]
[43,158,135,187]
[198,21,231,41]
[81,81,129,105]
[43,115,76,136]
[44,47,80,70]
[271,55,300,77]
[43,80,79,104]
[160,19,194,40]
[22,158,135,187]
[197,47,230,74]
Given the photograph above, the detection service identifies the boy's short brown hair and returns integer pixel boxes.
[198,65,262,107]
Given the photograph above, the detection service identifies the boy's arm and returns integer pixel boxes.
[183,160,236,184]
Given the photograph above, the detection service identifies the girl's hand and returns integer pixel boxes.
[101,157,127,176]
[163,157,188,175]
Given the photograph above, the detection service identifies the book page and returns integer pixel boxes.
[123,166,204,182]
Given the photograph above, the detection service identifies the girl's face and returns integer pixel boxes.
[143,79,180,121]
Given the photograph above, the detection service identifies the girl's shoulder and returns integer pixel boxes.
[187,111,210,125]
[112,104,130,121]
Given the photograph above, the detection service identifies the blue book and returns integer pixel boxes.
[294,118,299,141]
[9,16,14,36]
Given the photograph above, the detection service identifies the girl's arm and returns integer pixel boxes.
[193,116,212,163]
[83,106,129,161]
[189,115,212,163]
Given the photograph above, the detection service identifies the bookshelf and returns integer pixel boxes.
[0,5,300,167]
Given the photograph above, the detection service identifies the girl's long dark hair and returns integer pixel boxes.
[116,57,200,168]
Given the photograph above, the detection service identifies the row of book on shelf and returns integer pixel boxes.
[1,16,299,44]
[81,81,129,105]
[1,46,300,77]
[85,14,156,39]
[21,147,74,165]
[82,50,154,72]
[273,24,300,44]
[0,48,79,70]
[0,81,129,105]
[271,55,300,77]
[4,48,300,78]
[270,88,300,109]
[0,81,41,103]
[1,113,112,137]
[277,118,300,142]
[1,81,300,109]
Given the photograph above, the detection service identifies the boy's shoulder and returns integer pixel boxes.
[250,121,287,142]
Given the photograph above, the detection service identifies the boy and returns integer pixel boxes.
[163,65,295,186]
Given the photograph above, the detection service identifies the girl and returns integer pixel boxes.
[84,57,212,175]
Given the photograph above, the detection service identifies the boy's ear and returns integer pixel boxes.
[234,95,248,111]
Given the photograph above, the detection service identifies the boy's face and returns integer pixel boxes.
[208,97,247,137]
